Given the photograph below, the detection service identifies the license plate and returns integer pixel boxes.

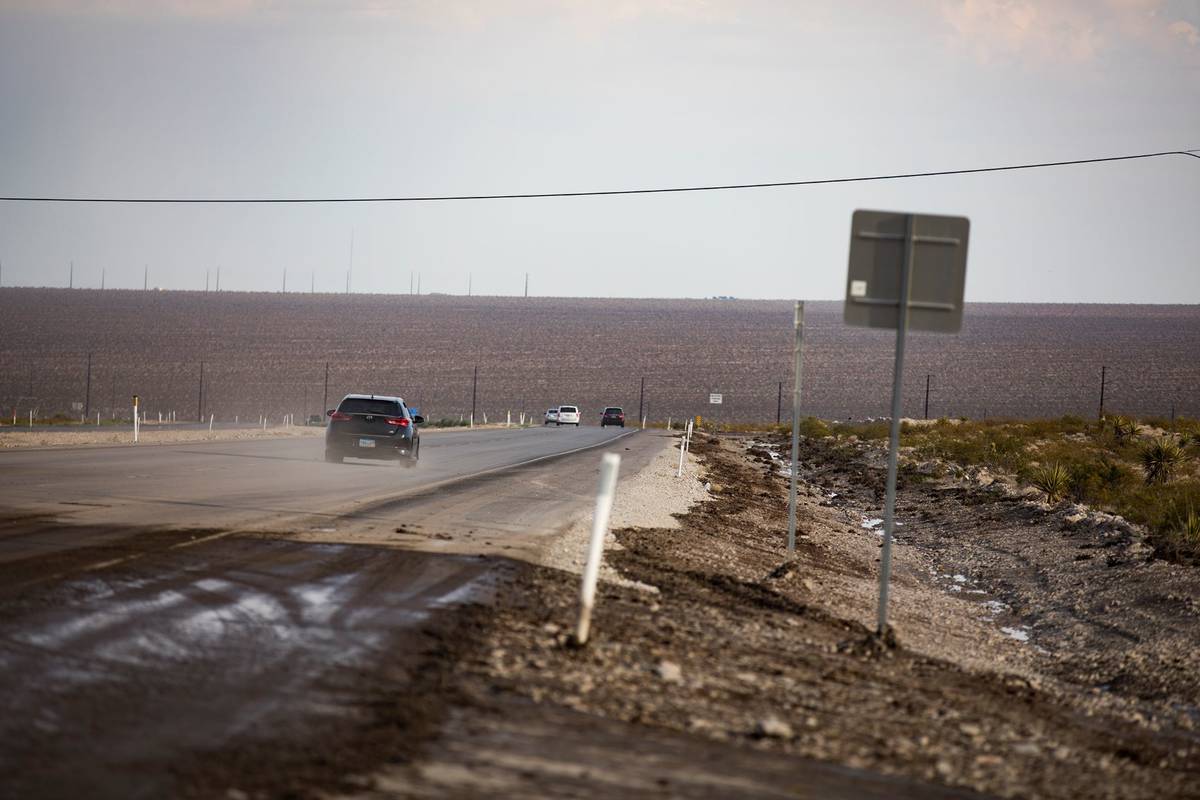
[358,438,375,448]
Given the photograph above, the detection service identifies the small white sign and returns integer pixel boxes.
[850,279,867,298]
[71,402,84,411]
[709,393,723,405]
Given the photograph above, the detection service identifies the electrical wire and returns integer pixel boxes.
[1,150,1197,204]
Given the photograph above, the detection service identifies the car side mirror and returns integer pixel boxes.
[326,409,335,417]
[412,415,425,425]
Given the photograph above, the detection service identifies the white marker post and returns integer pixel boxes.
[676,432,686,477]
[209,413,214,432]
[132,395,140,443]
[506,410,511,427]
[787,301,805,558]
[575,452,621,646]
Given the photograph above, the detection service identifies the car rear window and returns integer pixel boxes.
[604,408,622,414]
[339,398,402,415]
[559,406,578,413]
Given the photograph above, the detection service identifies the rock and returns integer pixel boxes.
[801,578,816,592]
[656,660,683,684]
[754,714,794,740]
[541,622,561,634]
[1012,742,1040,756]
[959,722,983,737]
[226,791,249,800]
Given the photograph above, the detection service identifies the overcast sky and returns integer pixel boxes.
[1,0,1197,301]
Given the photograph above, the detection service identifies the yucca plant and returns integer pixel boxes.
[1139,437,1184,485]
[1111,415,1138,441]
[1031,461,1071,503]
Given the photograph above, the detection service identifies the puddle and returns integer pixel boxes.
[1000,626,1031,642]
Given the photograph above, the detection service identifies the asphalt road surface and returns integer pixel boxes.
[0,426,648,799]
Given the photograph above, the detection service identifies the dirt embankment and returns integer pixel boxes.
[369,433,1199,799]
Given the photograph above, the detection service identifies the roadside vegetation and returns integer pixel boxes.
[808,414,1200,565]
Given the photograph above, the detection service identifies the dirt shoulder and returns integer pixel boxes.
[361,433,1199,799]
[0,425,324,449]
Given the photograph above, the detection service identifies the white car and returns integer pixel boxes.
[544,408,559,425]
[556,405,581,426]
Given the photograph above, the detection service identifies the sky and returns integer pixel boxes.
[0,0,1198,302]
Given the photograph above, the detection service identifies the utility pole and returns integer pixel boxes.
[1098,365,1107,422]
[924,374,931,420]
[101,268,105,290]
[143,265,148,291]
[69,260,74,289]
[346,228,354,295]
[471,366,478,426]
[197,361,205,422]
[776,381,783,425]
[322,362,329,414]
[468,273,472,297]
[282,269,287,293]
[206,269,210,292]
[524,272,529,298]
[216,267,221,292]
[638,377,645,426]
[84,352,92,419]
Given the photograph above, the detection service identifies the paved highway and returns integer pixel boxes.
[0,425,658,799]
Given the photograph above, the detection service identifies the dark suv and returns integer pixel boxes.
[600,407,625,428]
[325,394,423,466]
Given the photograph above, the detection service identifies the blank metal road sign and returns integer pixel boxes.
[709,393,723,405]
[844,210,970,333]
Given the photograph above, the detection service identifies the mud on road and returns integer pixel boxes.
[4,430,1199,799]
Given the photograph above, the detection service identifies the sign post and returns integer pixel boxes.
[845,210,969,636]
[787,301,804,557]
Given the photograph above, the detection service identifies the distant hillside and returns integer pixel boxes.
[1,289,1197,423]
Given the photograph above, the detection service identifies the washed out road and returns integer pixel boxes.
[0,425,651,798]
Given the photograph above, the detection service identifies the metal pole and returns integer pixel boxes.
[197,361,204,422]
[776,381,783,425]
[69,260,74,289]
[786,302,805,557]
[1098,365,1106,422]
[924,374,930,420]
[877,214,916,636]
[84,352,92,419]
[638,376,645,427]
[471,365,478,426]
[322,362,329,413]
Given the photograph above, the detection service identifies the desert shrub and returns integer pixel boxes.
[1065,457,1132,504]
[795,416,831,438]
[429,417,470,428]
[831,421,890,441]
[1024,415,1091,438]
[1110,415,1139,442]
[1139,437,1185,485]
[1154,504,1200,564]
[1030,461,1071,503]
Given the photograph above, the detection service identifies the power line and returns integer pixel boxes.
[1,150,1197,205]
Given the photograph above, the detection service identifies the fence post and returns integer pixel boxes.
[574,453,621,646]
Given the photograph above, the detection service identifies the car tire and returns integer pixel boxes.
[556,422,561,426]
[324,450,343,464]
[574,423,579,427]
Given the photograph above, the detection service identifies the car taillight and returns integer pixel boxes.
[330,411,351,421]
[386,417,409,427]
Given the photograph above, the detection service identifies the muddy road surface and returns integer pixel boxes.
[0,426,649,798]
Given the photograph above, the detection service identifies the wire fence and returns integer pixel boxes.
[3,352,1197,429]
